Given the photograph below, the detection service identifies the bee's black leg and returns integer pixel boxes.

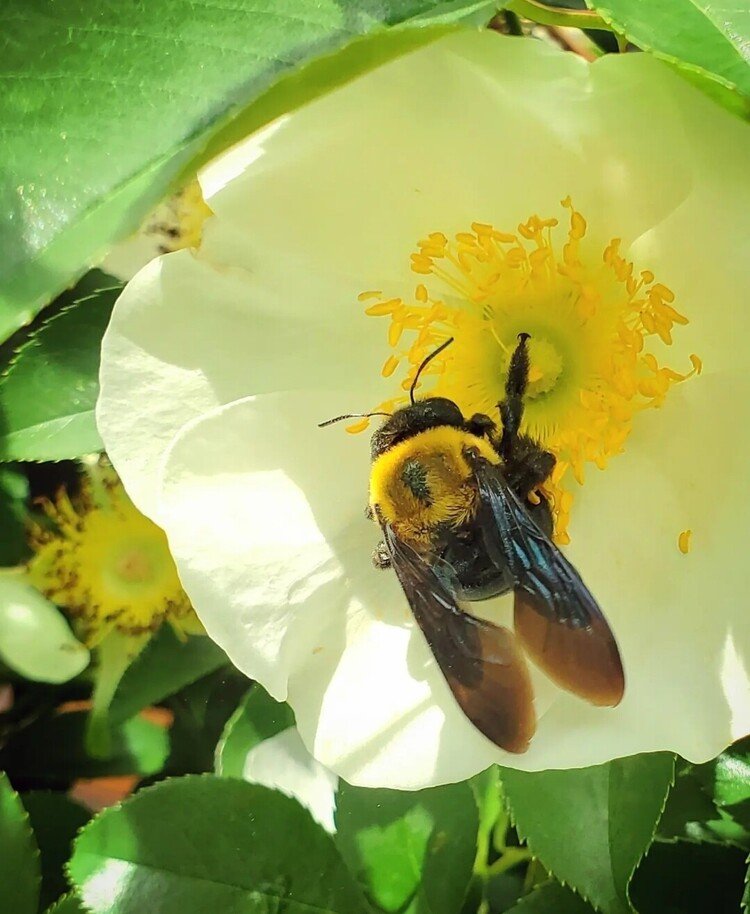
[496,333,556,507]
[498,332,530,461]
[503,436,556,497]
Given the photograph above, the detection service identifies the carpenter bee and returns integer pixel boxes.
[321,334,624,753]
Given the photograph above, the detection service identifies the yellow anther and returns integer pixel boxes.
[358,290,383,302]
[382,355,400,378]
[360,200,698,543]
[365,298,401,316]
[678,529,692,554]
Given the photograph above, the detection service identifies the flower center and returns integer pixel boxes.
[27,464,199,645]
[114,547,154,584]
[360,199,700,541]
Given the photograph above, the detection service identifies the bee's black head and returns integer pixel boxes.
[370,397,465,459]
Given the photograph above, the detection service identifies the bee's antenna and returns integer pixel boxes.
[409,337,454,405]
[318,411,391,429]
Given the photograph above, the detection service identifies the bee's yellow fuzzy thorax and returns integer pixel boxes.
[369,426,499,548]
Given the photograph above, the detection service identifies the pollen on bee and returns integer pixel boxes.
[678,529,692,554]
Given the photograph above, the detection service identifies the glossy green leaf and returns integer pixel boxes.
[0,771,40,914]
[335,779,478,914]
[215,685,296,778]
[164,668,250,776]
[44,895,86,914]
[588,0,750,116]
[707,738,750,808]
[69,777,371,914]
[21,792,91,910]
[108,627,228,727]
[658,764,750,849]
[0,711,168,786]
[631,839,746,914]
[0,467,29,564]
[506,881,595,913]
[0,1,494,340]
[501,754,675,914]
[0,273,121,461]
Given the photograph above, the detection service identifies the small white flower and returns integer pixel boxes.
[98,32,750,788]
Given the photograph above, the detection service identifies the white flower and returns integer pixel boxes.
[97,32,750,788]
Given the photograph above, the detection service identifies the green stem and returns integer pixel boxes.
[486,847,532,878]
[505,0,612,31]
[86,630,148,758]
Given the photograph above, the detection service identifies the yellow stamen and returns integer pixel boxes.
[359,200,698,541]
[26,461,199,646]
[678,529,692,554]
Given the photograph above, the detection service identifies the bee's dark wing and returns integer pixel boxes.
[471,456,624,707]
[383,525,536,753]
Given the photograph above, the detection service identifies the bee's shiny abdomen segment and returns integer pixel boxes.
[369,426,499,549]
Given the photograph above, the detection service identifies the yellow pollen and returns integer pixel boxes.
[678,529,692,554]
[359,200,699,542]
[26,462,200,646]
[141,180,212,254]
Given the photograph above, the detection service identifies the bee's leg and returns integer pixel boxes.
[372,541,392,569]
[498,332,530,462]
[504,435,556,497]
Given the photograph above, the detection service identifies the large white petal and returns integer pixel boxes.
[242,727,338,834]
[99,31,706,522]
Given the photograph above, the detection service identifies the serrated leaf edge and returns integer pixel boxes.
[1,286,122,385]
[0,771,43,914]
[501,754,676,914]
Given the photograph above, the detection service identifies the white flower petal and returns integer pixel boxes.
[0,578,90,683]
[101,30,750,785]
[99,32,708,521]
[242,726,338,834]
[97,250,383,521]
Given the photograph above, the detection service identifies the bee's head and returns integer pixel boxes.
[318,337,460,457]
[369,398,465,459]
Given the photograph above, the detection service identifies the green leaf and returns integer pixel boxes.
[0,467,30,564]
[108,627,228,727]
[657,764,750,849]
[0,711,168,786]
[0,2,494,340]
[0,771,40,914]
[0,273,122,461]
[705,737,750,808]
[506,881,595,913]
[69,776,371,914]
[631,839,746,914]
[335,779,478,914]
[164,668,250,775]
[44,895,85,914]
[21,792,91,910]
[501,754,675,914]
[215,685,295,778]
[587,0,750,117]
